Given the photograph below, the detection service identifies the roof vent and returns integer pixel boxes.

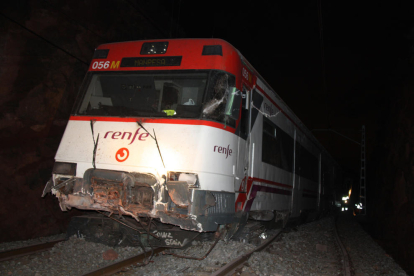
[93,49,109,59]
[202,45,222,56]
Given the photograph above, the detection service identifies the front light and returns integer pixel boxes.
[52,162,77,176]
[168,171,199,188]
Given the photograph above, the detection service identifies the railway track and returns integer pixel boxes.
[211,229,283,276]
[0,238,66,262]
[0,237,165,275]
[0,216,353,275]
[77,215,352,276]
[334,216,352,276]
[82,247,165,276]
[209,215,353,276]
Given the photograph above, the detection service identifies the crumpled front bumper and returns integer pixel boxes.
[43,168,235,232]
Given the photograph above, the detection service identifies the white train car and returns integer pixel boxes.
[43,39,341,236]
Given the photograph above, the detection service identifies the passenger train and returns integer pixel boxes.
[43,39,341,243]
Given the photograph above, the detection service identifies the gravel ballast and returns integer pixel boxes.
[0,215,408,275]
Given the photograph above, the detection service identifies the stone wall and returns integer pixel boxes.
[0,0,173,242]
[373,74,414,274]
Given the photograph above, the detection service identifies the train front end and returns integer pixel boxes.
[43,39,242,233]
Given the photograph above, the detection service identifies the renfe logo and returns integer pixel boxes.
[104,128,149,145]
[214,145,232,159]
[116,148,129,162]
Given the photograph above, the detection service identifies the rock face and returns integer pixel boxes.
[0,0,176,242]
[372,74,414,274]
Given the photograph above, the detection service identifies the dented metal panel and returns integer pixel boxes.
[48,167,237,232]
[207,191,234,215]
[53,169,156,216]
[166,181,190,207]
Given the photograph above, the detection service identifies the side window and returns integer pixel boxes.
[250,90,263,129]
[262,117,294,172]
[295,142,319,182]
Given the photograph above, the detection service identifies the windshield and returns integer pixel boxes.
[74,70,238,125]
[76,72,208,118]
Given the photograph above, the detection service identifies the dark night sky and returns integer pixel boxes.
[173,1,414,175]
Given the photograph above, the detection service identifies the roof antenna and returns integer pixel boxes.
[211,9,216,38]
[170,0,175,38]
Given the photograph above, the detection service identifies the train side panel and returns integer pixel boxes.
[239,72,339,223]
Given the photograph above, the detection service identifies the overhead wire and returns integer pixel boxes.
[170,0,175,38]
[1,2,168,66]
[42,0,107,42]
[0,12,89,66]
[123,0,168,38]
[175,0,182,38]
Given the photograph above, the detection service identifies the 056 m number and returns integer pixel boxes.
[92,61,110,69]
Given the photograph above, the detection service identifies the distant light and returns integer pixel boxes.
[342,207,345,211]
[342,196,349,201]
[344,200,348,204]
[345,207,348,211]
[259,233,267,239]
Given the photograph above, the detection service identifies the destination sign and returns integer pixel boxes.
[120,56,182,67]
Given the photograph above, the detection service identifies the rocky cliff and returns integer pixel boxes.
[0,0,175,242]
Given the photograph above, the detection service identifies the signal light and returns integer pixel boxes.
[141,42,168,55]
[52,162,77,176]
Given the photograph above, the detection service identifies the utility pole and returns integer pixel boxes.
[359,125,366,215]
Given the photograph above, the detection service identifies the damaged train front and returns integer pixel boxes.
[42,163,217,230]
[43,165,160,218]
[41,66,240,245]
[43,166,220,247]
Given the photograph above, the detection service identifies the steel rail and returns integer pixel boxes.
[213,216,352,276]
[81,247,165,276]
[0,238,66,262]
[333,216,352,276]
[211,229,283,276]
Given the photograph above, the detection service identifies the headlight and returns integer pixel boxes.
[53,162,77,176]
[168,171,199,188]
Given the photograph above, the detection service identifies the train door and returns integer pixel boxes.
[320,158,329,212]
[291,129,300,217]
[248,89,264,179]
[293,130,304,217]
[318,153,322,210]
[234,85,251,195]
